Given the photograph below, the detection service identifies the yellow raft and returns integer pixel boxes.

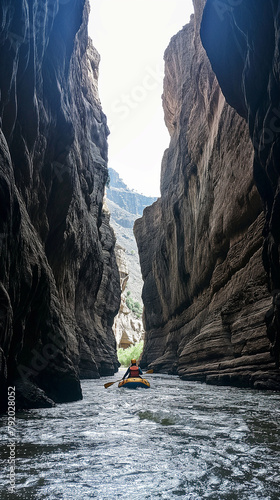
[118,377,150,389]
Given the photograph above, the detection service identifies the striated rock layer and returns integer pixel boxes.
[0,0,120,410]
[134,0,280,390]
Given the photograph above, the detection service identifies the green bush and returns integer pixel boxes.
[125,294,143,319]
[117,340,144,367]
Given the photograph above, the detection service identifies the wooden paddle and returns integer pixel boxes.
[104,369,154,389]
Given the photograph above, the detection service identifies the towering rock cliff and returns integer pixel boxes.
[0,0,120,410]
[134,0,280,390]
[200,0,280,371]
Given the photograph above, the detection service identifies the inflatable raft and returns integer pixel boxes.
[118,377,150,389]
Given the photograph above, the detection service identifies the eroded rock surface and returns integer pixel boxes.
[0,0,120,410]
[134,0,280,390]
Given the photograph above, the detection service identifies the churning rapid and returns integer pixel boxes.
[1,373,280,499]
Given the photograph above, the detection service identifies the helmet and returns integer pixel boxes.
[131,359,137,365]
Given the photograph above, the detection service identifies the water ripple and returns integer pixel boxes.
[1,373,280,499]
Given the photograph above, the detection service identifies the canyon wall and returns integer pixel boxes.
[200,0,280,371]
[134,0,280,390]
[0,0,120,410]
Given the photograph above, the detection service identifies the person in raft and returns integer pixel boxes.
[122,359,143,379]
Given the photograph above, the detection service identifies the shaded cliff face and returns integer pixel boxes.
[200,0,280,369]
[0,0,120,409]
[134,0,280,390]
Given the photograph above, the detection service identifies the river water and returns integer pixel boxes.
[1,372,280,499]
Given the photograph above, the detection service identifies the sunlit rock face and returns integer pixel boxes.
[106,168,157,304]
[200,0,280,372]
[134,0,280,390]
[0,0,120,409]
[113,245,144,349]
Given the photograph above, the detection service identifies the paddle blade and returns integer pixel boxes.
[104,381,116,389]
[145,369,154,374]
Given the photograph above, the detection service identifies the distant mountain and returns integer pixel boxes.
[107,168,157,223]
[106,168,157,303]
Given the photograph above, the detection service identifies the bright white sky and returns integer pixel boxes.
[88,0,194,197]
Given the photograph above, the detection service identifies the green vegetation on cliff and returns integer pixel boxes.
[125,291,143,319]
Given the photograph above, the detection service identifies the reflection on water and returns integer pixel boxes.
[1,373,280,499]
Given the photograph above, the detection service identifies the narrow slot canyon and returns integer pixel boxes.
[0,1,280,498]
